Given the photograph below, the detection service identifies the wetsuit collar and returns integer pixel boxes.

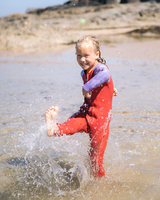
[86,62,101,74]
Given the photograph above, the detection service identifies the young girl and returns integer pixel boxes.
[45,35,117,178]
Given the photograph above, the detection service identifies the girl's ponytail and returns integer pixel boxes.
[98,50,106,64]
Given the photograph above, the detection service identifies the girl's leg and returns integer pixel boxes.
[89,124,110,178]
[57,111,88,135]
[45,107,88,136]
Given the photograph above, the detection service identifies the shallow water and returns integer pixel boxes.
[0,45,160,200]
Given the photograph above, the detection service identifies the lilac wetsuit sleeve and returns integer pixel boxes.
[83,63,111,92]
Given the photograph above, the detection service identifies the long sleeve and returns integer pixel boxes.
[82,63,111,92]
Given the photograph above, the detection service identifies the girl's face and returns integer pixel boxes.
[76,42,99,71]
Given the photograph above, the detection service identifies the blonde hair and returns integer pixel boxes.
[76,35,106,64]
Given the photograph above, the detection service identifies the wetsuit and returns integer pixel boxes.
[57,62,114,177]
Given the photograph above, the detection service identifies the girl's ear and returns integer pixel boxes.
[95,51,99,59]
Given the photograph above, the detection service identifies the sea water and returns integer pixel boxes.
[0,46,160,200]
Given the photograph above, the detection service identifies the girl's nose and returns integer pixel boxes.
[81,57,85,61]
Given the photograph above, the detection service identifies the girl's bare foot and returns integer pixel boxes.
[45,106,58,137]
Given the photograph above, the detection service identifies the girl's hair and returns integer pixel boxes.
[76,35,106,64]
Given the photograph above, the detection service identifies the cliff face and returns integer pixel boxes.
[68,0,159,5]
[0,2,160,52]
[25,0,159,15]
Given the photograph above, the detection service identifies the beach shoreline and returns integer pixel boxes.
[0,39,160,64]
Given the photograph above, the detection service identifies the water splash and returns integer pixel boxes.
[1,125,90,199]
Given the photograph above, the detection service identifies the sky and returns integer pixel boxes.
[0,0,67,17]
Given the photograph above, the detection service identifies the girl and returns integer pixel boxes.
[45,35,117,178]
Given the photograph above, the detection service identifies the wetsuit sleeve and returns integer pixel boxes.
[83,64,111,92]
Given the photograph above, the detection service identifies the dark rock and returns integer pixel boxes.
[25,0,159,15]
[128,26,160,35]
[7,157,30,166]
[26,1,102,15]
[4,14,27,22]
[26,7,47,14]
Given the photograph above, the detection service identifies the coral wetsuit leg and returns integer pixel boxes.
[57,112,88,135]
[57,111,110,178]
[89,122,110,178]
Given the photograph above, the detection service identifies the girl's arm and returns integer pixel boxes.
[113,88,118,96]
[83,64,111,92]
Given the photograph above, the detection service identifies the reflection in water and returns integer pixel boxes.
[0,45,160,199]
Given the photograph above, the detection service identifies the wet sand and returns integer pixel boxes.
[103,39,160,61]
[1,38,160,62]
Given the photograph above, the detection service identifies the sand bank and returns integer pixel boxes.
[0,2,160,53]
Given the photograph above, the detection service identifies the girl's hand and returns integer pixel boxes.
[113,88,118,96]
[82,88,91,98]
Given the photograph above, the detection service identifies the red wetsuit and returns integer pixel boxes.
[57,63,114,177]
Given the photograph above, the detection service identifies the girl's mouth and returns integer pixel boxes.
[81,63,88,66]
